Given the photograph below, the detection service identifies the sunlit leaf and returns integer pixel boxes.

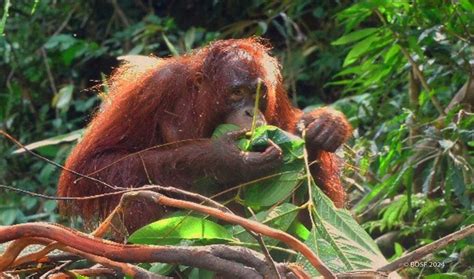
[0,0,11,36]
[13,129,84,154]
[129,215,234,245]
[52,84,74,110]
[332,28,378,45]
[343,34,381,67]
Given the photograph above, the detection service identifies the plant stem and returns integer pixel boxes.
[250,79,263,137]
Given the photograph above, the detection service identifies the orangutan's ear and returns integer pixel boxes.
[194,71,203,90]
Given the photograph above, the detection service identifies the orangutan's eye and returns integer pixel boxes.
[229,92,245,102]
[229,85,246,102]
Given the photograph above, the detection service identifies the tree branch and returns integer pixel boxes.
[0,223,298,278]
[378,224,474,273]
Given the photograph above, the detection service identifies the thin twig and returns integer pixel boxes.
[39,260,73,279]
[247,208,281,279]
[1,130,120,191]
[110,0,129,27]
[51,5,78,37]
[40,48,57,95]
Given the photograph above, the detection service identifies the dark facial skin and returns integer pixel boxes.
[207,49,269,130]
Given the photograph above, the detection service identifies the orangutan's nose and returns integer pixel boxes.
[243,108,266,127]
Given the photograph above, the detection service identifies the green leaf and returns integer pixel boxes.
[128,215,234,245]
[0,0,11,36]
[162,33,179,56]
[256,21,268,35]
[446,161,470,208]
[243,162,303,207]
[297,184,387,274]
[44,34,77,50]
[459,0,474,10]
[334,65,363,77]
[211,124,240,139]
[61,43,86,65]
[241,126,305,207]
[408,35,424,59]
[72,274,89,279]
[184,27,196,51]
[52,84,74,110]
[233,203,300,245]
[332,28,378,45]
[393,243,404,257]
[0,208,17,225]
[355,168,407,212]
[43,200,57,213]
[424,274,465,279]
[343,34,381,67]
[13,129,84,154]
[148,262,175,276]
[383,44,401,65]
[288,221,310,241]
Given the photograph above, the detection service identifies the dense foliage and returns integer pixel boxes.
[1,0,473,278]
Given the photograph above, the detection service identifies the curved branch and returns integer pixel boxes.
[0,223,275,278]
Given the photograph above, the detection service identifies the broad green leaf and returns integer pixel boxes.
[243,163,303,207]
[128,216,234,245]
[393,243,404,258]
[332,28,378,45]
[297,184,387,273]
